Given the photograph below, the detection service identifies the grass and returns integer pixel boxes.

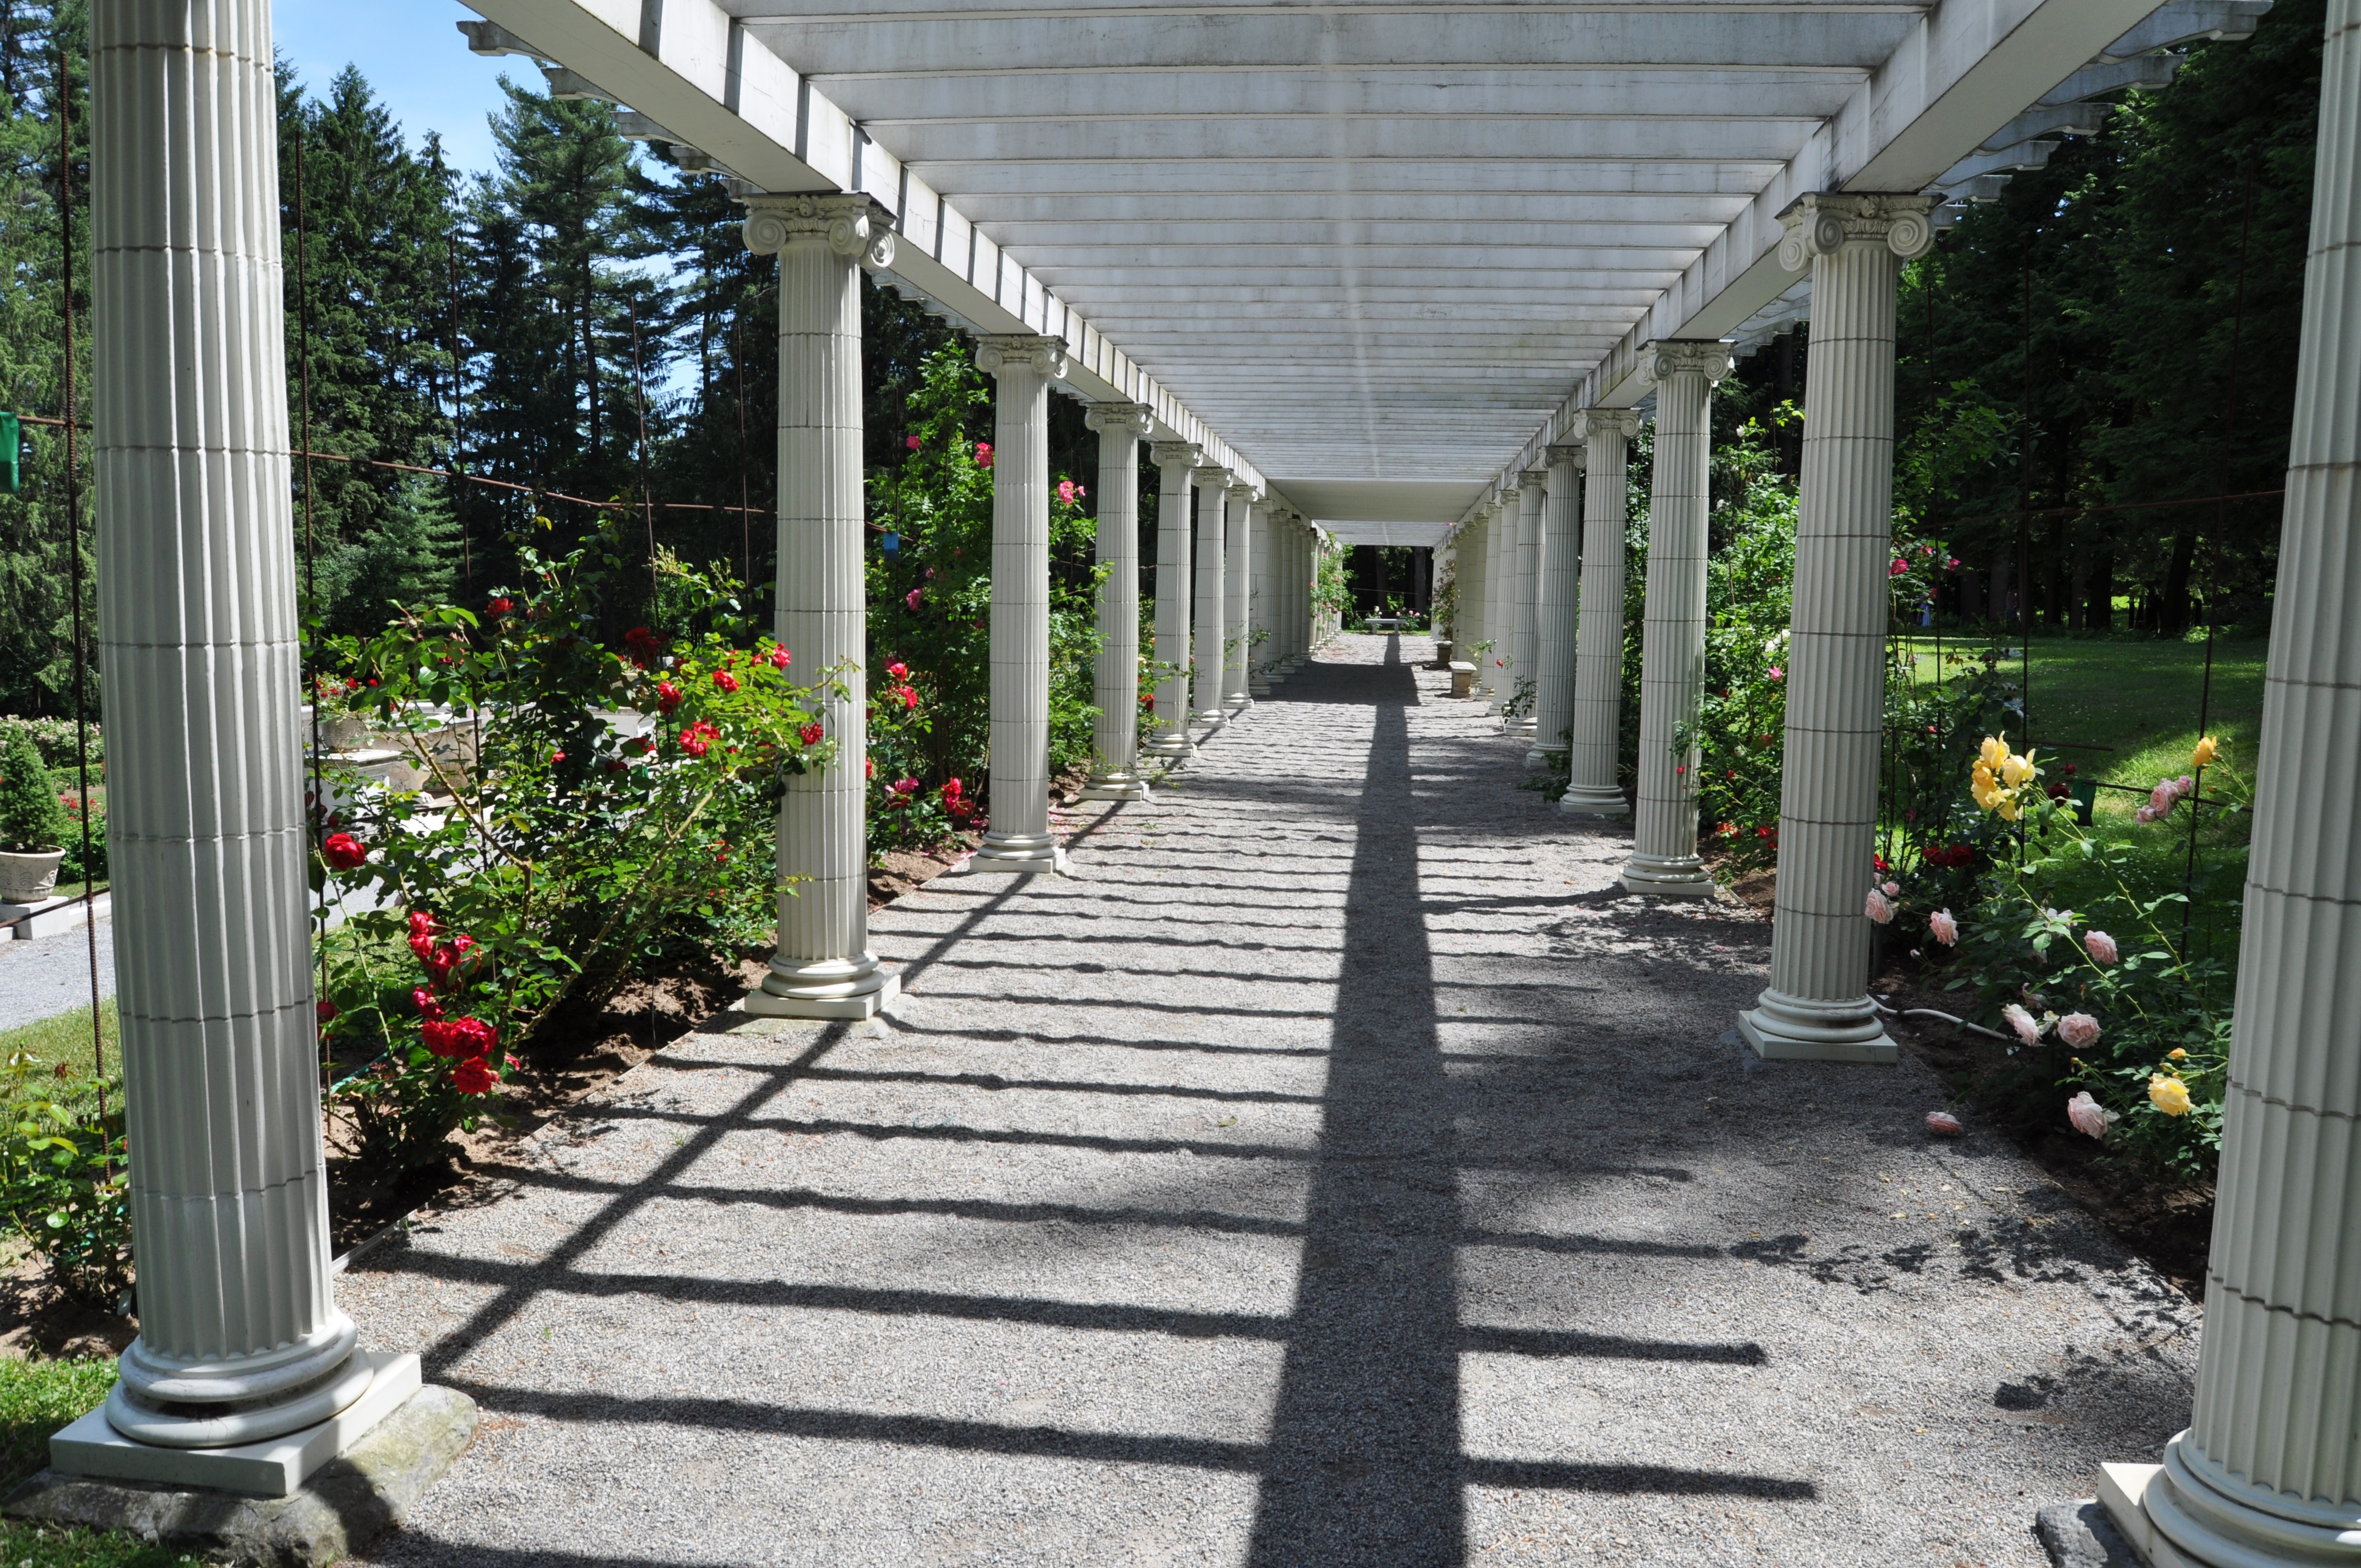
[0,1006,117,1119]
[0,1358,198,1565]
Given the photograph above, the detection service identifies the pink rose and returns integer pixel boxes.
[1865,888,1895,924]
[2001,1003,2042,1046]
[1882,880,1901,899]
[905,589,923,612]
[2066,1091,2114,1140]
[2058,1012,2101,1049]
[2085,930,2118,965]
[1929,909,1959,946]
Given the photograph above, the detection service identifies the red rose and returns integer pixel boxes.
[316,1000,338,1025]
[905,434,921,451]
[768,646,791,669]
[798,722,824,746]
[886,662,909,680]
[487,597,512,617]
[898,685,918,711]
[865,758,875,779]
[406,910,439,961]
[422,1019,461,1058]
[451,1055,496,1095]
[656,680,683,713]
[412,986,442,1020]
[321,831,367,870]
[679,727,711,759]
[712,669,740,694]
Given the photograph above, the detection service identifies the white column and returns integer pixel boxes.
[1191,466,1231,728]
[1080,402,1154,801]
[1223,480,1258,711]
[1483,489,1516,710]
[1252,504,1281,692]
[1509,471,1547,738]
[75,0,414,1488]
[1528,443,1584,770]
[1142,441,1200,760]
[1740,195,1930,1063]
[973,335,1069,874]
[742,197,900,1018]
[1293,521,1314,662]
[1561,408,1641,815]
[2108,7,2361,1562]
[1459,507,1493,685]
[1622,341,1732,895]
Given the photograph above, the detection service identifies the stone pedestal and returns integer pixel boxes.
[1222,481,1258,712]
[973,335,1071,874]
[1509,471,1547,738]
[1562,409,1641,816]
[72,0,416,1491]
[1529,444,1583,771]
[1143,442,1200,761]
[1740,194,1929,1064]
[1190,465,1231,728]
[2105,7,2361,1557]
[1080,402,1155,801]
[742,195,900,1016]
[1622,342,1731,895]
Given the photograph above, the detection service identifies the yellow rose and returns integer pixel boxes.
[2001,752,2036,788]
[2149,1075,2193,1117]
[1979,736,2010,770]
[2167,1048,2188,1061]
[2193,736,2219,769]
[1972,780,1999,812]
[1996,793,2022,823]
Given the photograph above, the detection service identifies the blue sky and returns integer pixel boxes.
[274,0,524,177]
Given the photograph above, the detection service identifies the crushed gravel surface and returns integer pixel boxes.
[342,634,2197,1567]
[0,914,112,1031]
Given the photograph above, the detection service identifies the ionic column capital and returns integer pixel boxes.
[1569,407,1643,444]
[740,192,894,269]
[1193,463,1232,488]
[1228,477,1263,504]
[1085,401,1154,441]
[1545,443,1587,470]
[1640,339,1736,386]
[975,334,1070,380]
[1150,440,1203,471]
[1519,468,1551,490]
[1777,191,1935,270]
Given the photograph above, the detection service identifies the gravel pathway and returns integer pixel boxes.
[0,915,112,1032]
[344,634,2196,1567]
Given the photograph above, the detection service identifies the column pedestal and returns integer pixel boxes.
[2104,5,2361,1559]
[743,195,900,1017]
[1620,343,1731,895]
[974,334,1070,876]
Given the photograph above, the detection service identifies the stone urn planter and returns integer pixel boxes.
[319,712,371,750]
[0,847,66,903]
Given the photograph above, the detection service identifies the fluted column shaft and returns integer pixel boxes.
[1530,445,1584,769]
[975,335,1068,873]
[1742,196,1928,1060]
[1223,485,1256,709]
[1191,469,1230,725]
[91,0,371,1454]
[1459,513,1491,683]
[2119,8,2361,1562]
[1081,404,1152,800]
[1562,410,1640,814]
[1623,342,1731,895]
[1143,443,1199,759]
[1510,473,1547,736]
[744,197,899,1014]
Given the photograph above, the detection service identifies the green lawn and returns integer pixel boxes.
[0,1358,197,1565]
[0,1005,117,1119]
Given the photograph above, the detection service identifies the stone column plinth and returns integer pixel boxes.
[1142,441,1200,760]
[1190,466,1231,728]
[1740,195,1929,1063]
[973,335,1069,874]
[1080,402,1154,801]
[1509,471,1547,738]
[1561,408,1641,815]
[2104,6,2361,1562]
[745,197,901,1013]
[1622,342,1732,895]
[73,0,416,1492]
[1223,481,1259,711]
[1529,444,1584,770]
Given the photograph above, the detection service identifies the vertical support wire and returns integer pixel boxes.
[58,36,102,1119]
[629,296,656,600]
[734,313,752,587]
[293,116,328,1097]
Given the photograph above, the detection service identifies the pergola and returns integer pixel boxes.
[42,2,2361,1565]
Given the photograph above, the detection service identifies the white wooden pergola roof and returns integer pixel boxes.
[463,0,2270,546]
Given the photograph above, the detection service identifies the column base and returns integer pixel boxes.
[1506,717,1538,738]
[747,952,900,1020]
[969,834,1070,876]
[1249,677,1272,696]
[1739,988,1895,1064]
[2103,1434,2361,1567]
[57,1351,418,1498]
[1223,695,1252,714]
[1620,854,1713,898]
[1557,785,1630,818]
[1139,734,1195,762]
[1191,709,1228,731]
[1076,771,1152,802]
[1524,744,1567,772]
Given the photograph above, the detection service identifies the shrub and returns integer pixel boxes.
[314,521,836,1168]
[0,717,102,777]
[0,1054,130,1310]
[0,731,69,853]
